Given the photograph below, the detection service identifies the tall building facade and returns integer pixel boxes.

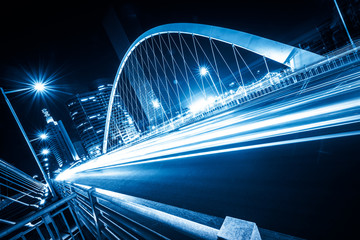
[42,109,79,170]
[129,78,165,127]
[66,83,139,158]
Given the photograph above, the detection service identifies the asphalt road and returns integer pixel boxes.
[64,65,360,239]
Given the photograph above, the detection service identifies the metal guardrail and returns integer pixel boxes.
[0,159,47,229]
[54,181,303,240]
[56,181,220,240]
[0,160,85,240]
[280,45,360,88]
[0,159,46,199]
[0,193,85,240]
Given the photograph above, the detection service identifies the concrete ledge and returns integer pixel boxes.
[218,216,262,240]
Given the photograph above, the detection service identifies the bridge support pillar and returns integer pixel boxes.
[217,216,261,240]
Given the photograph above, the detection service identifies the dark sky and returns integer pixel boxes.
[0,0,335,177]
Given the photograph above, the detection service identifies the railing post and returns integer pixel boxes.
[42,214,58,240]
[88,188,103,239]
[68,204,86,240]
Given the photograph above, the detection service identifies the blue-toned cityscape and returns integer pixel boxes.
[1,1,360,240]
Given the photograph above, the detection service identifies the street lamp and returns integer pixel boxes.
[200,67,208,76]
[41,148,50,155]
[199,66,220,96]
[30,132,48,142]
[0,83,56,197]
[152,99,161,109]
[34,82,45,92]
[39,133,48,140]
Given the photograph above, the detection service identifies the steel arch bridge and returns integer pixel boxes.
[103,23,325,153]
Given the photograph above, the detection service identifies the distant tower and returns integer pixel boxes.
[66,82,139,157]
[42,109,79,169]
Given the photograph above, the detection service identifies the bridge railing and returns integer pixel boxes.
[0,159,48,232]
[0,193,85,240]
[0,159,46,209]
[0,159,87,240]
[54,181,303,240]
[280,45,360,87]
[56,181,221,239]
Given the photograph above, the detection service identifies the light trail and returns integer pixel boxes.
[57,69,360,181]
[95,130,360,170]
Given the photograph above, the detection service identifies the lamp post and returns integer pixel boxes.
[333,0,356,49]
[0,85,56,198]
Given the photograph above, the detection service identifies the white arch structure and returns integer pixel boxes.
[103,23,325,153]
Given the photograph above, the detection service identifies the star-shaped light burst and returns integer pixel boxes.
[34,82,46,92]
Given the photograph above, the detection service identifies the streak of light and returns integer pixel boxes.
[87,130,360,170]
[56,72,360,181]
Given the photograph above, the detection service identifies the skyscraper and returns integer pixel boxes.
[66,83,139,157]
[42,109,79,170]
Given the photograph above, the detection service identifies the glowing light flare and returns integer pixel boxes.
[39,133,48,140]
[189,98,207,113]
[41,149,50,155]
[152,99,161,109]
[189,97,217,113]
[7,63,72,105]
[34,82,45,92]
[200,67,208,76]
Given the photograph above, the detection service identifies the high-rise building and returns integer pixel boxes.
[66,83,139,157]
[42,109,79,170]
[129,78,165,127]
[72,140,88,160]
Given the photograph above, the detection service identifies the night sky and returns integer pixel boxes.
[0,1,334,176]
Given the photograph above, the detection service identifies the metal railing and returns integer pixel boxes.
[281,45,360,87]
[0,159,46,200]
[0,159,47,228]
[56,181,220,240]
[0,159,86,240]
[54,181,303,240]
[0,193,85,240]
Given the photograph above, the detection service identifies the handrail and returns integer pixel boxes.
[0,159,45,193]
[0,193,39,208]
[0,193,76,239]
[55,181,294,240]
[0,182,41,200]
[93,189,219,240]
